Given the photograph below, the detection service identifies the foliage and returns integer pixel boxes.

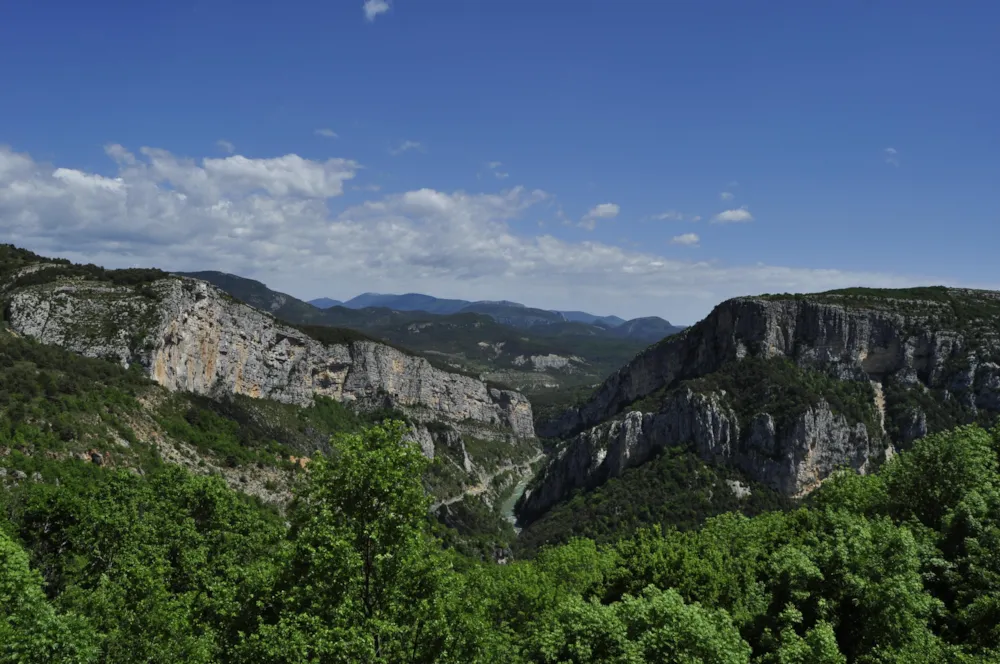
[7,344,1000,661]
[758,287,1000,344]
[0,528,98,663]
[237,421,475,663]
[515,447,793,557]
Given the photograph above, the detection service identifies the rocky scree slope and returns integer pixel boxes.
[521,288,1000,522]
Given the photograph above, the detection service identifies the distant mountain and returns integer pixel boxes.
[342,292,471,315]
[457,302,565,327]
[558,311,627,327]
[177,271,328,324]
[176,272,652,396]
[606,316,686,342]
[308,297,342,309]
[324,291,638,330]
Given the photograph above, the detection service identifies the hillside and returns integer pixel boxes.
[306,296,342,309]
[7,251,1000,661]
[314,289,681,340]
[180,270,657,397]
[521,286,1000,527]
[0,246,540,539]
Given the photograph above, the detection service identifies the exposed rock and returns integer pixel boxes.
[726,479,751,499]
[512,354,584,372]
[7,277,535,440]
[541,294,1000,440]
[520,388,881,522]
[899,407,929,446]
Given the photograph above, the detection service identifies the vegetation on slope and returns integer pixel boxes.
[6,419,1000,661]
[759,286,1000,345]
[628,356,883,441]
[514,446,793,558]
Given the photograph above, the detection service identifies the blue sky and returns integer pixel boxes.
[0,1,997,323]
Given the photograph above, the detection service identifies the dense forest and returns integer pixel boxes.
[6,416,1000,662]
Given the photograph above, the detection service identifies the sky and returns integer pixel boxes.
[0,1,997,324]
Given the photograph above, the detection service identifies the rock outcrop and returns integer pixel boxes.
[7,277,535,439]
[541,293,1000,440]
[520,389,879,521]
[522,289,1000,521]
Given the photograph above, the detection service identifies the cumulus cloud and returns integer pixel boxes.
[884,147,899,167]
[315,128,338,139]
[389,140,423,156]
[649,210,700,222]
[216,140,235,154]
[579,202,619,230]
[720,191,734,201]
[0,144,963,323]
[363,0,390,21]
[670,233,700,246]
[711,207,754,224]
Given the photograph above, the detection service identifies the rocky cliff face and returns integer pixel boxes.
[542,292,1000,440]
[6,276,535,439]
[520,388,879,520]
[523,289,1000,521]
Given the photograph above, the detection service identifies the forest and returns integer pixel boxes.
[6,416,1000,663]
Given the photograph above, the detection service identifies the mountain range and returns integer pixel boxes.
[178,271,684,399]
[7,244,1000,588]
[311,292,632,329]
[11,248,1000,549]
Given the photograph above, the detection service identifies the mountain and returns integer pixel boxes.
[178,271,653,398]
[558,310,627,327]
[342,292,471,314]
[457,301,566,327]
[519,286,1000,526]
[308,297,342,309]
[178,271,331,324]
[605,315,685,341]
[2,246,539,517]
[318,290,657,332]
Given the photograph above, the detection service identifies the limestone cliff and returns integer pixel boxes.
[542,290,1000,441]
[523,288,1000,521]
[5,275,535,439]
[520,389,878,521]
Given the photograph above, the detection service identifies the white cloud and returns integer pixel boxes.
[650,210,701,222]
[485,161,509,180]
[884,147,899,167]
[0,144,968,323]
[389,140,423,156]
[670,233,700,246]
[363,0,390,21]
[720,191,734,201]
[216,140,235,154]
[711,207,754,224]
[315,128,339,139]
[579,202,620,230]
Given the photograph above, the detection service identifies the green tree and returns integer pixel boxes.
[240,420,474,663]
[0,529,97,663]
